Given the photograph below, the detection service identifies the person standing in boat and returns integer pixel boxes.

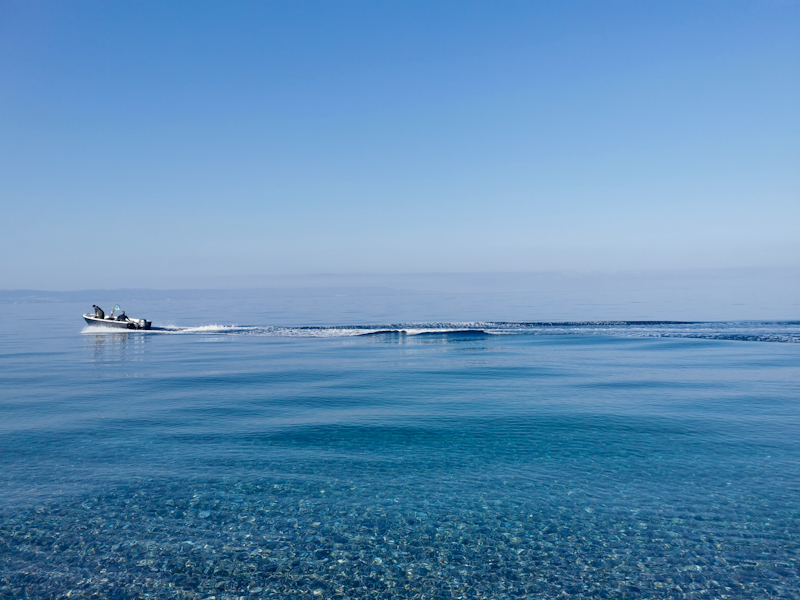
[92,305,105,319]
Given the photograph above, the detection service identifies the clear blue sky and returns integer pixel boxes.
[1,1,798,290]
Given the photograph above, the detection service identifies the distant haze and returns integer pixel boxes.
[3,268,798,322]
[1,1,798,291]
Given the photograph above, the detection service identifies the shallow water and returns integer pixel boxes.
[1,298,799,599]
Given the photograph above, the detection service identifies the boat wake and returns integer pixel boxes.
[82,321,800,343]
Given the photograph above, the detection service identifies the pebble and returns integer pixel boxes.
[1,475,798,599]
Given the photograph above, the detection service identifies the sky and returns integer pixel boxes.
[1,1,798,290]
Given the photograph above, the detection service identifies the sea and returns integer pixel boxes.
[1,291,799,599]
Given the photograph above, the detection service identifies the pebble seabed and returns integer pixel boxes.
[2,475,798,600]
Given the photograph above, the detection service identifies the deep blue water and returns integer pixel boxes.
[1,297,799,599]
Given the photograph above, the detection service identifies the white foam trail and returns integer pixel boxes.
[158,324,256,334]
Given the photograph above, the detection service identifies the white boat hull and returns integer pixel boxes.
[83,314,151,330]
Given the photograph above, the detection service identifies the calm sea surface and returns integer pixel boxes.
[1,296,799,599]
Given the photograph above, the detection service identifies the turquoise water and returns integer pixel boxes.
[1,298,799,599]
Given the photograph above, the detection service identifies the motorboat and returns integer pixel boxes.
[83,304,151,330]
